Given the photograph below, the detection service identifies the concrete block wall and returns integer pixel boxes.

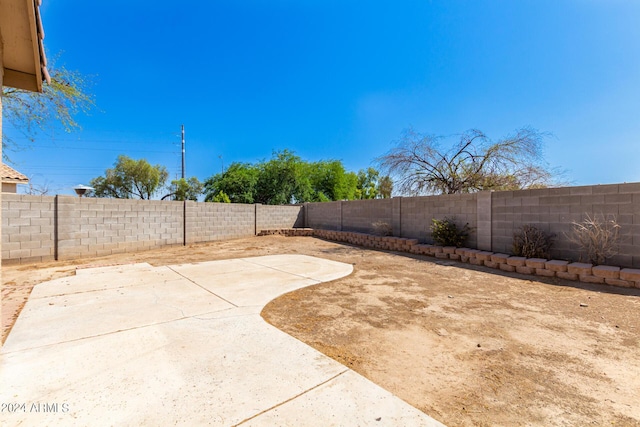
[185,202,256,244]
[56,197,184,260]
[340,199,393,234]
[306,182,640,268]
[400,194,477,247]
[256,204,304,232]
[4,182,638,266]
[306,201,342,230]
[307,194,477,247]
[2,194,56,263]
[492,183,640,268]
[3,196,305,264]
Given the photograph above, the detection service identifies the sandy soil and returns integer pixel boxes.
[3,235,640,426]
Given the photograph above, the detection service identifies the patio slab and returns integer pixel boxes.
[1,254,444,427]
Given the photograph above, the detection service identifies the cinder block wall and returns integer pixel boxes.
[2,194,56,263]
[308,195,477,246]
[185,202,255,244]
[3,196,304,264]
[4,183,638,267]
[306,201,342,230]
[341,199,393,233]
[307,183,639,268]
[400,194,477,246]
[492,183,640,267]
[256,204,304,232]
[56,197,184,260]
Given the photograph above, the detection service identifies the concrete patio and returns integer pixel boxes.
[1,254,444,426]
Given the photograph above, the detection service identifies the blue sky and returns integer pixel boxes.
[6,0,640,196]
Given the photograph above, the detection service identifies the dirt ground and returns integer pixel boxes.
[3,235,640,426]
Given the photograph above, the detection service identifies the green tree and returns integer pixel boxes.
[356,167,380,199]
[378,127,558,195]
[308,160,358,201]
[210,190,231,203]
[377,175,393,198]
[203,150,375,204]
[163,177,203,201]
[203,162,259,203]
[2,58,95,161]
[89,155,168,199]
[254,150,312,205]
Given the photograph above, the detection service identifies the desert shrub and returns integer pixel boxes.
[430,217,471,247]
[512,225,555,258]
[565,213,621,265]
[371,221,393,236]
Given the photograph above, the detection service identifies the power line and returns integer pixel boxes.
[19,145,178,153]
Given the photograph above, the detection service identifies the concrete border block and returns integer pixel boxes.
[536,268,555,277]
[499,263,516,272]
[620,268,640,282]
[592,265,620,279]
[516,266,536,275]
[490,253,510,264]
[545,260,569,272]
[605,278,634,287]
[580,275,605,284]
[557,271,578,281]
[475,251,493,261]
[567,262,593,276]
[525,258,547,269]
[506,256,527,267]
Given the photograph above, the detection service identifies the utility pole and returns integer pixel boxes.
[181,124,185,179]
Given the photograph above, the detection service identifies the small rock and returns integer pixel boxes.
[375,417,382,421]
[580,303,588,307]
[477,343,481,348]
[448,295,454,299]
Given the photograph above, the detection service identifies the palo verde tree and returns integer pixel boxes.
[1,57,94,161]
[378,127,557,195]
[89,155,168,199]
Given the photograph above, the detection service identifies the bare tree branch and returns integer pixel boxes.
[377,127,561,195]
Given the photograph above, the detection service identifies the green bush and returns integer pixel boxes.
[512,225,555,258]
[430,217,471,247]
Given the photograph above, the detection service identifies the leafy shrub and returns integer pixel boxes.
[566,213,621,265]
[430,217,471,247]
[512,225,555,258]
[371,221,393,236]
